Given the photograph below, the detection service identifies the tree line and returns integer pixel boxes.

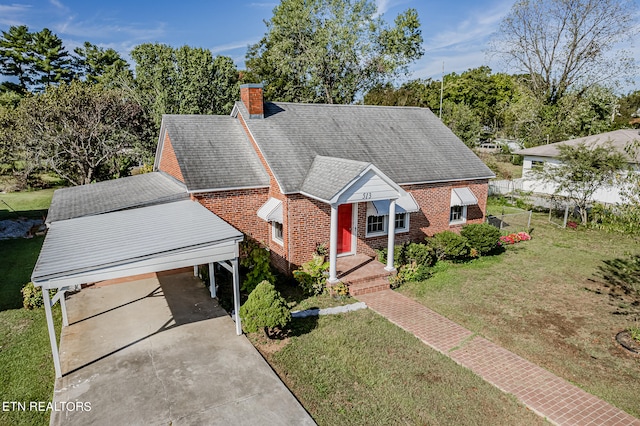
[0,0,638,189]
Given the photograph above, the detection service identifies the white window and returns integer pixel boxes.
[272,221,283,245]
[366,213,409,237]
[449,205,467,225]
[531,160,545,171]
[367,215,385,234]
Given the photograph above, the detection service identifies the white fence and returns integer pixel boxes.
[488,179,524,196]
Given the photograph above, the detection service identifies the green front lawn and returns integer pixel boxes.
[399,214,640,418]
[251,310,544,425]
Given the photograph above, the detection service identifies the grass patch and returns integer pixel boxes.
[251,309,544,425]
[0,188,56,425]
[400,213,640,417]
[0,306,61,426]
[0,237,45,311]
[0,188,55,220]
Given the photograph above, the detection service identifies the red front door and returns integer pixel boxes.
[337,203,353,254]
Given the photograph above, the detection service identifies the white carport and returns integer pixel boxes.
[31,199,244,378]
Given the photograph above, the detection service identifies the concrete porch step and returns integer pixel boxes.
[347,278,391,296]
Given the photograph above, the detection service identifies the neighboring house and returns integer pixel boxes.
[516,129,640,205]
[155,84,494,283]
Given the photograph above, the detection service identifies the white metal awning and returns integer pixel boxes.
[257,197,283,222]
[450,187,478,207]
[366,193,420,216]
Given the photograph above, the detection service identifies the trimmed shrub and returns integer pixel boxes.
[239,280,291,337]
[460,223,502,255]
[21,282,44,310]
[293,255,329,296]
[429,231,470,261]
[406,242,437,267]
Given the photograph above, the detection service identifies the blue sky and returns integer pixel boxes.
[0,0,518,82]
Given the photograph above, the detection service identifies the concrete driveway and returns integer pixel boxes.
[51,270,315,426]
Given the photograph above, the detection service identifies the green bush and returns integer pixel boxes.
[391,263,433,287]
[240,239,275,293]
[239,281,291,337]
[406,242,437,267]
[21,282,44,310]
[460,223,502,255]
[293,254,329,296]
[429,231,470,261]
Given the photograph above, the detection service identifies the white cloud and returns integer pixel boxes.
[249,2,277,8]
[210,39,258,55]
[49,0,65,10]
[53,17,166,42]
[0,3,32,26]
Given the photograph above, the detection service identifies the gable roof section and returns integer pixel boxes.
[300,156,370,202]
[235,102,494,194]
[516,129,640,163]
[157,115,270,192]
[46,172,189,224]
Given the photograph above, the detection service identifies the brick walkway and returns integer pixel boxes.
[356,290,640,426]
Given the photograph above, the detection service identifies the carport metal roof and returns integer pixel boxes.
[32,199,244,378]
[33,200,242,288]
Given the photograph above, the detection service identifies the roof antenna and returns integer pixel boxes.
[439,61,444,120]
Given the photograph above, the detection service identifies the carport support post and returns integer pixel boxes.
[208,262,216,298]
[42,288,62,378]
[232,258,242,335]
[59,291,69,327]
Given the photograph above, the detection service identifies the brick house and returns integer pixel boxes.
[155,84,494,283]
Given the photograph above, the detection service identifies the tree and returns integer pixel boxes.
[0,25,34,92]
[489,0,638,104]
[0,26,74,93]
[130,43,239,129]
[245,0,423,104]
[7,82,148,185]
[533,142,627,223]
[72,42,131,85]
[31,28,72,90]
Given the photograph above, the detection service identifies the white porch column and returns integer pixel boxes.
[58,290,69,327]
[208,262,216,298]
[328,203,339,283]
[42,288,62,378]
[385,199,397,272]
[193,265,199,277]
[231,258,242,335]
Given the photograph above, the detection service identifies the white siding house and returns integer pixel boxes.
[516,130,640,205]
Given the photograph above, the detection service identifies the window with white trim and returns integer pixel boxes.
[272,221,283,245]
[449,205,466,224]
[366,213,409,237]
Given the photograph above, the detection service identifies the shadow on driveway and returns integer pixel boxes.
[51,270,315,426]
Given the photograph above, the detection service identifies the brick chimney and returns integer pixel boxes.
[240,83,264,119]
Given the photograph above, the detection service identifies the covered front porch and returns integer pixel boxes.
[297,155,419,286]
[335,254,395,295]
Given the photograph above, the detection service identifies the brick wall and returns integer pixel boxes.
[157,133,185,183]
[354,180,489,255]
[193,188,270,244]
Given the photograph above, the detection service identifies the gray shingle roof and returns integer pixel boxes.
[237,101,494,194]
[160,115,270,191]
[46,172,188,224]
[300,156,370,201]
[515,129,640,163]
